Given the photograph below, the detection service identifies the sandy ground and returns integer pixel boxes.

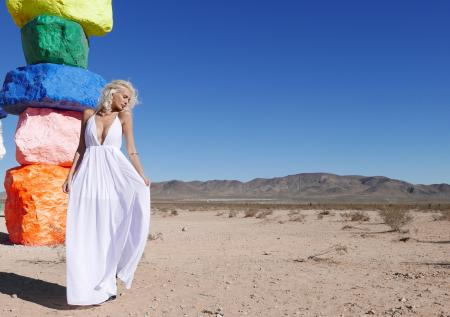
[0,208,449,317]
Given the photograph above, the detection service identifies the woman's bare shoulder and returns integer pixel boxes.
[118,109,132,122]
[82,108,95,121]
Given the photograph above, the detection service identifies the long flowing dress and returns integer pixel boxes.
[65,113,151,305]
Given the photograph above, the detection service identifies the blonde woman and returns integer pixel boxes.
[62,80,151,306]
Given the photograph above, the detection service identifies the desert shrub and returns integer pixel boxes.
[289,214,306,222]
[215,211,225,216]
[378,205,412,231]
[171,209,179,216]
[256,210,273,219]
[244,208,259,218]
[228,210,238,218]
[433,210,450,221]
[317,210,334,219]
[341,211,370,222]
[148,232,163,241]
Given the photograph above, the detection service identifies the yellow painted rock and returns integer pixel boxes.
[6,0,113,36]
[4,164,69,246]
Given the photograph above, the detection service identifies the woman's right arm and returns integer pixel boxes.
[62,108,94,193]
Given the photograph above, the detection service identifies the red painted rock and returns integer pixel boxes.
[4,164,69,245]
[15,107,81,166]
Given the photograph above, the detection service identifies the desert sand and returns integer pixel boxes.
[0,205,449,317]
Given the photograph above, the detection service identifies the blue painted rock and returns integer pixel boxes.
[21,15,89,68]
[0,63,106,115]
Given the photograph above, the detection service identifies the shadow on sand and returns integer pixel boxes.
[0,232,13,245]
[401,261,450,269]
[0,272,101,310]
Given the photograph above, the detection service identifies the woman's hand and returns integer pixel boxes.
[62,178,71,193]
[142,175,151,186]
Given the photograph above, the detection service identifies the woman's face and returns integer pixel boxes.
[111,87,132,111]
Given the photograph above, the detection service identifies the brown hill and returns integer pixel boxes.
[150,173,450,203]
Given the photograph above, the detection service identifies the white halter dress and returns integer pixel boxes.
[65,113,151,305]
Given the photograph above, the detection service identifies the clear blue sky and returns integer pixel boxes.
[1,0,450,189]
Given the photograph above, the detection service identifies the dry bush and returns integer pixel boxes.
[148,232,164,241]
[256,210,273,219]
[378,205,412,231]
[54,246,66,263]
[171,209,179,216]
[294,244,348,263]
[228,210,238,218]
[341,211,370,222]
[215,211,225,216]
[152,202,450,214]
[244,208,259,218]
[317,210,334,219]
[433,210,450,221]
[289,214,306,222]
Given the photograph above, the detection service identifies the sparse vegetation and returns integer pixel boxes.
[256,210,273,219]
[289,214,306,222]
[317,210,334,219]
[341,211,370,222]
[228,210,238,218]
[148,232,163,241]
[288,210,301,216]
[152,201,450,214]
[378,205,412,231]
[244,208,259,218]
[51,245,66,263]
[294,244,348,263]
[433,210,450,221]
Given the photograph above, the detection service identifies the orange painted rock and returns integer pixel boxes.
[4,164,69,245]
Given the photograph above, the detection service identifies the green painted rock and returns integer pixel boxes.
[21,15,89,68]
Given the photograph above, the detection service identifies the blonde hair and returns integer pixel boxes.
[95,79,139,113]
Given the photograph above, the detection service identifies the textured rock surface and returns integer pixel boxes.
[21,15,89,68]
[0,63,106,115]
[4,164,69,246]
[0,121,5,159]
[15,107,81,166]
[6,0,113,36]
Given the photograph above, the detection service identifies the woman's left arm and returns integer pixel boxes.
[120,110,150,186]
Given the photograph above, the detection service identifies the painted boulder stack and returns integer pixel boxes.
[0,96,6,159]
[21,15,90,68]
[0,0,112,246]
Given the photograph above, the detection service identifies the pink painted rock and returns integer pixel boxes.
[15,107,81,166]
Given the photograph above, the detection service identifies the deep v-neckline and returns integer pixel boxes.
[92,113,119,146]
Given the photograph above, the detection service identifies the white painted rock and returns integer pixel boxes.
[0,121,6,160]
[15,107,81,166]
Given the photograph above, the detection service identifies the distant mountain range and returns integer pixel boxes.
[149,173,450,203]
[1,173,449,203]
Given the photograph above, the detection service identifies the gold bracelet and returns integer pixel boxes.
[129,152,139,155]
